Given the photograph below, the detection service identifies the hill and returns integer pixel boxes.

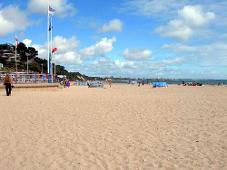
[0,42,89,81]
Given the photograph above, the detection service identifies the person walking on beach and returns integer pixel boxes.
[3,74,13,96]
[106,78,112,87]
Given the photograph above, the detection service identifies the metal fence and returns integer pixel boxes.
[0,72,57,84]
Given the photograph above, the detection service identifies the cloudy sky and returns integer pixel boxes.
[0,0,227,79]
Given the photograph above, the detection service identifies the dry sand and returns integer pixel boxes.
[0,84,226,170]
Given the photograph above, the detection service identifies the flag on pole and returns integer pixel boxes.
[52,47,57,53]
[47,5,56,83]
[48,5,55,31]
[48,5,56,15]
[15,36,19,47]
[48,21,53,31]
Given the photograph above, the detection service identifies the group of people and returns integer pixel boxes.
[181,81,203,86]
[2,74,13,96]
[2,76,111,92]
[60,79,70,88]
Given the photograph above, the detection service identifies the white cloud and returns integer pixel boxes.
[122,0,185,17]
[54,51,82,65]
[85,58,137,77]
[123,48,151,60]
[122,0,222,19]
[80,37,116,57]
[179,5,215,27]
[114,60,136,69]
[25,36,82,65]
[0,5,29,37]
[32,43,47,59]
[93,58,110,65]
[53,36,79,53]
[146,57,185,69]
[155,5,215,40]
[23,39,32,47]
[100,19,123,32]
[162,57,185,65]
[162,43,196,52]
[28,0,76,17]
[52,36,82,64]
[162,42,227,66]
[162,44,172,49]
[156,20,193,41]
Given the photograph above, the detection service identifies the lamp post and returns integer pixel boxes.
[15,46,17,72]
[41,64,43,73]
[53,63,57,82]
[25,52,29,74]
[14,45,18,84]
[51,63,56,82]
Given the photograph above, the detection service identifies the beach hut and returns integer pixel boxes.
[152,82,168,88]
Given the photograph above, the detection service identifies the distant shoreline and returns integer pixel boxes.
[111,79,227,85]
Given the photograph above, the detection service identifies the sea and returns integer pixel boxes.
[161,79,227,85]
[112,79,227,85]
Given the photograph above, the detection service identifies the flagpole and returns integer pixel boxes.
[15,43,17,73]
[47,4,56,83]
[47,5,50,82]
[27,54,28,73]
[14,34,18,73]
[50,15,53,83]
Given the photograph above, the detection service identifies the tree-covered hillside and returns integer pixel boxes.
[0,42,89,80]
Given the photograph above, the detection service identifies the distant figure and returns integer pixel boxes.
[106,79,112,87]
[138,81,141,87]
[66,80,70,88]
[87,81,91,88]
[3,74,13,96]
[142,80,144,85]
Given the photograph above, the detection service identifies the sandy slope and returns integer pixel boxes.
[0,84,226,170]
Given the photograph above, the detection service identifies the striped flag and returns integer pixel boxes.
[48,5,55,15]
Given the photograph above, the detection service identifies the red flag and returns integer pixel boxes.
[52,47,57,53]
[15,36,19,47]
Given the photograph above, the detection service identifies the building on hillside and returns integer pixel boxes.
[0,44,20,62]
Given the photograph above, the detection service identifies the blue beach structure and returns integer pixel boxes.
[152,82,168,88]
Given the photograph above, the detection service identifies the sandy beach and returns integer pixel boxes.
[0,84,226,170]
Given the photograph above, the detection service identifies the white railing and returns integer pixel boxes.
[0,72,58,84]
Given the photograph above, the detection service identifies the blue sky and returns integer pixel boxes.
[0,0,227,79]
